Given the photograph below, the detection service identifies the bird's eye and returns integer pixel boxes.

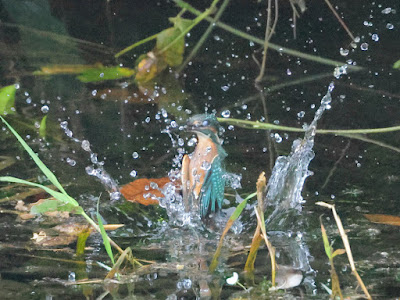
[202,120,209,126]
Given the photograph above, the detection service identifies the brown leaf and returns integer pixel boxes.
[364,213,400,226]
[120,177,176,206]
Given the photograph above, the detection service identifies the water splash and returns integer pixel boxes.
[60,121,120,201]
[265,83,334,225]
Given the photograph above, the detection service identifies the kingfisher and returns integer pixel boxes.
[181,114,227,218]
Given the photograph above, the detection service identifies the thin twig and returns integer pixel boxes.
[174,0,363,70]
[177,0,231,74]
[323,0,355,41]
[321,140,351,190]
[255,0,279,83]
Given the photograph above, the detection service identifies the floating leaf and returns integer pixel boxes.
[364,213,400,226]
[0,85,17,115]
[120,177,174,205]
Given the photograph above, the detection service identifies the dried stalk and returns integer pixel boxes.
[316,202,372,299]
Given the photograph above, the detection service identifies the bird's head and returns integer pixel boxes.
[186,114,221,143]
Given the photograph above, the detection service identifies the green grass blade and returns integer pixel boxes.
[209,192,257,272]
[0,116,67,194]
[0,176,79,206]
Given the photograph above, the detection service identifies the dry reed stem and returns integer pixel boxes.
[254,206,276,287]
[316,202,372,299]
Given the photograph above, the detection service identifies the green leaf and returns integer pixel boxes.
[0,116,68,195]
[320,220,333,259]
[77,66,135,83]
[230,192,256,221]
[156,18,193,67]
[170,16,193,33]
[394,59,400,69]
[156,27,184,66]
[30,198,83,215]
[0,176,79,207]
[39,115,47,138]
[0,85,17,115]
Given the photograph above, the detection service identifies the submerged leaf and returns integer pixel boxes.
[77,66,135,83]
[30,198,83,215]
[120,177,174,205]
[364,213,400,226]
[394,59,400,69]
[39,115,47,138]
[34,64,102,75]
[0,85,17,115]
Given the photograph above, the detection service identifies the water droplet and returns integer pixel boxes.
[221,85,229,91]
[381,7,392,14]
[386,23,394,30]
[68,271,76,282]
[90,153,98,164]
[286,68,292,76]
[200,161,211,171]
[339,48,349,56]
[132,152,139,159]
[66,158,76,166]
[371,34,379,41]
[145,117,151,123]
[130,170,137,177]
[360,43,369,51]
[187,137,197,146]
[91,90,97,96]
[221,110,231,118]
[181,278,191,289]
[110,191,121,201]
[213,35,220,41]
[297,111,305,119]
[333,65,348,79]
[81,140,91,152]
[41,105,49,114]
[274,133,282,143]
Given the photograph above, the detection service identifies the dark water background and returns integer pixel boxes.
[0,0,399,299]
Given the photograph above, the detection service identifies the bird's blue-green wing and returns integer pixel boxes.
[199,156,226,217]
